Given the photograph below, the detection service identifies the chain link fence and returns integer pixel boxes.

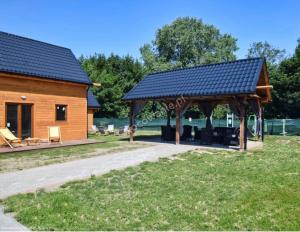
[94,118,300,136]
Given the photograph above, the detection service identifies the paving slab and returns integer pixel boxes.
[0,206,29,231]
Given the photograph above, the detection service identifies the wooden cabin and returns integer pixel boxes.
[0,31,100,143]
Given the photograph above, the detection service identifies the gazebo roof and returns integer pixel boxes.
[123,58,270,101]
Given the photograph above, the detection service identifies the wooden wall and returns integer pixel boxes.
[87,109,95,130]
[0,73,88,142]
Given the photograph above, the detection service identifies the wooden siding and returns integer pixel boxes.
[87,109,95,130]
[0,73,88,143]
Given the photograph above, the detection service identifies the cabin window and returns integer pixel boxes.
[56,105,67,121]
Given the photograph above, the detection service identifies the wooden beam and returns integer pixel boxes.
[175,106,180,145]
[239,104,245,150]
[256,85,273,89]
[17,104,22,138]
[261,106,265,142]
[93,83,101,87]
[248,94,261,98]
[123,94,251,104]
[0,72,89,87]
[262,64,272,101]
[244,110,247,150]
[129,103,134,143]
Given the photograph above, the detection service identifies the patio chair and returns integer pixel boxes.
[212,127,226,144]
[97,126,106,135]
[89,125,99,134]
[116,125,129,135]
[0,127,22,148]
[124,125,129,134]
[48,126,62,144]
[200,128,213,145]
[224,127,239,146]
[166,126,176,141]
[194,126,201,140]
[107,124,115,135]
[181,125,193,141]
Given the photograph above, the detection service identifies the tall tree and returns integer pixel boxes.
[140,17,238,119]
[274,39,300,118]
[79,54,144,118]
[247,41,286,65]
[247,40,299,118]
[141,17,238,72]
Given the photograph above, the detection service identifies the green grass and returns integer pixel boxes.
[0,130,158,173]
[2,136,300,230]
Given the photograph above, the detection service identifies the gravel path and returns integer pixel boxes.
[0,143,197,231]
[0,143,196,199]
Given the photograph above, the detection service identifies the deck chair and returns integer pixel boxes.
[89,125,99,134]
[0,128,22,148]
[107,124,115,135]
[124,125,129,134]
[116,125,129,136]
[97,126,106,135]
[48,126,62,144]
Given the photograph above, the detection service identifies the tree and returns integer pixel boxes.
[248,40,300,118]
[247,41,286,65]
[139,17,238,119]
[79,54,144,118]
[274,39,300,118]
[140,17,238,72]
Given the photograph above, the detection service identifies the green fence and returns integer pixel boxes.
[94,118,300,136]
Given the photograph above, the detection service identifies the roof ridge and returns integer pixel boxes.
[147,57,264,76]
[0,31,71,51]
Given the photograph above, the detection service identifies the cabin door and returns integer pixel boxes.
[6,103,32,138]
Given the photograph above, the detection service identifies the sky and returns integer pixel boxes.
[0,0,299,60]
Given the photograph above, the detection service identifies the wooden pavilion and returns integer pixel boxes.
[123,58,272,150]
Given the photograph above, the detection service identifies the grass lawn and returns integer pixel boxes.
[0,130,158,173]
[2,135,300,230]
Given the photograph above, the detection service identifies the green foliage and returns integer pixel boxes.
[141,17,238,72]
[78,19,298,120]
[138,101,167,119]
[213,105,229,119]
[271,40,300,118]
[139,17,238,118]
[4,136,300,230]
[79,54,144,118]
[247,41,286,65]
[247,40,300,118]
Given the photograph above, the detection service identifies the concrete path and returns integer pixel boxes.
[0,143,196,199]
[0,206,29,231]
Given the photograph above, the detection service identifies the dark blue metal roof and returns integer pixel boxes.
[88,89,100,108]
[0,31,92,85]
[123,58,265,101]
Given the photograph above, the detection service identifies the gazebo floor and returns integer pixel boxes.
[134,137,263,151]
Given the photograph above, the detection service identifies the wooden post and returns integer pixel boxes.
[129,103,134,143]
[257,100,261,140]
[175,106,180,145]
[261,106,265,142]
[17,104,22,138]
[244,110,247,150]
[239,104,245,150]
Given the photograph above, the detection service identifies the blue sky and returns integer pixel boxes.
[0,0,299,60]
